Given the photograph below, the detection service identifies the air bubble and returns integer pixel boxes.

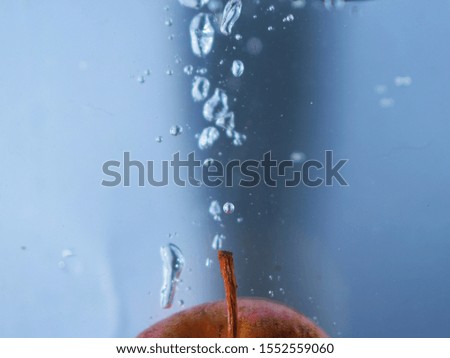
[283,14,295,22]
[184,65,194,75]
[190,13,215,57]
[169,125,183,136]
[223,202,235,214]
[179,0,209,9]
[192,76,210,102]
[211,234,226,250]
[198,127,220,149]
[220,0,242,35]
[290,151,306,163]
[209,200,221,217]
[160,244,185,309]
[203,88,229,121]
[231,60,244,77]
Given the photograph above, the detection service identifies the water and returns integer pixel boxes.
[4,0,450,340]
[191,76,210,102]
[190,13,215,57]
[231,60,244,77]
[202,88,229,122]
[220,0,242,35]
[160,244,185,309]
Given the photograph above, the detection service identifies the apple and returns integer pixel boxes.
[138,298,327,338]
[138,250,327,338]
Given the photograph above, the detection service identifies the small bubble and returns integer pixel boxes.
[174,55,182,64]
[223,202,235,214]
[179,0,209,9]
[282,14,295,22]
[232,131,247,146]
[58,261,66,269]
[169,125,183,136]
[184,65,194,75]
[205,258,213,267]
[144,69,151,76]
[235,34,242,40]
[268,275,273,281]
[250,288,255,295]
[279,288,285,295]
[190,13,215,57]
[231,60,244,77]
[220,0,243,35]
[177,300,185,307]
[209,200,221,216]
[197,67,208,75]
[198,126,220,149]
[267,26,275,31]
[61,249,73,258]
[166,69,174,76]
[211,234,226,250]
[237,217,244,223]
[290,151,306,163]
[267,5,275,12]
[155,136,163,143]
[168,34,175,40]
[268,290,274,298]
[394,76,412,87]
[136,76,145,84]
[165,18,173,27]
[291,0,306,9]
[192,76,210,102]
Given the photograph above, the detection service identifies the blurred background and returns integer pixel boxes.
[0,0,450,337]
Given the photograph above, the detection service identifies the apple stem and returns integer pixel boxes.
[218,250,238,338]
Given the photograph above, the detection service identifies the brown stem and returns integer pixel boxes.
[218,250,238,338]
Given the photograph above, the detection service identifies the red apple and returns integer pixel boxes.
[138,297,327,338]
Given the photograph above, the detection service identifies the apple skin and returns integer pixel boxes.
[138,298,327,338]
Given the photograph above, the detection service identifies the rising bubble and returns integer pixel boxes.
[192,76,210,102]
[198,127,220,149]
[179,0,209,9]
[203,88,229,121]
[220,0,242,35]
[160,243,185,309]
[231,60,244,77]
[211,234,226,250]
[223,202,235,214]
[190,13,215,57]
[169,125,183,136]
